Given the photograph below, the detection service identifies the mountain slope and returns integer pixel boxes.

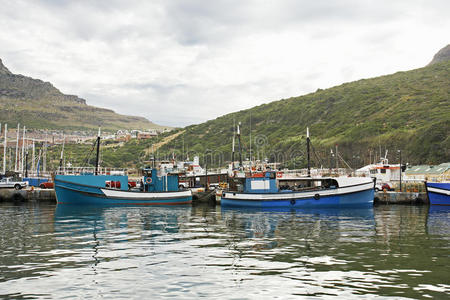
[156,58,449,167]
[0,58,165,131]
[429,44,450,65]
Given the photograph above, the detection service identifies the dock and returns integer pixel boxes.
[0,188,429,206]
[0,188,56,202]
[374,191,428,205]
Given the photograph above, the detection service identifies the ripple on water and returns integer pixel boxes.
[0,203,448,299]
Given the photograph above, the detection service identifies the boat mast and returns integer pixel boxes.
[21,125,26,172]
[31,139,35,174]
[307,127,311,177]
[15,124,19,172]
[231,119,235,169]
[249,113,252,174]
[237,122,243,168]
[335,144,339,171]
[95,128,101,175]
[43,132,47,173]
[3,124,7,174]
[59,135,65,173]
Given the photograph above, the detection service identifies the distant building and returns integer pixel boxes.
[137,132,158,140]
[160,128,172,133]
[406,163,450,182]
[116,134,131,142]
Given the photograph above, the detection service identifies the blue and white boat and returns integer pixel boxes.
[221,172,374,208]
[221,126,374,208]
[425,182,450,206]
[54,132,192,206]
[55,169,192,205]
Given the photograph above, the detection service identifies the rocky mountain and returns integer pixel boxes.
[0,58,166,131]
[429,44,450,65]
[0,58,12,75]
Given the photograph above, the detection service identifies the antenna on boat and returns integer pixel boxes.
[237,122,243,168]
[95,127,101,175]
[307,127,311,177]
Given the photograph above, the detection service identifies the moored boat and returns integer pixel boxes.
[55,169,192,205]
[425,182,450,206]
[221,171,374,208]
[54,131,192,206]
[221,126,374,208]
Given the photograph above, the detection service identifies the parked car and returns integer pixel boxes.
[375,183,391,191]
[0,177,28,190]
[39,182,54,189]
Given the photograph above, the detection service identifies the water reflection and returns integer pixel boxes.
[0,203,448,299]
[427,206,450,237]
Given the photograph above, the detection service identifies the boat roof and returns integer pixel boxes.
[278,176,373,186]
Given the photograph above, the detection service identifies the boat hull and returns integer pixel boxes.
[221,185,374,208]
[55,177,192,205]
[426,182,450,206]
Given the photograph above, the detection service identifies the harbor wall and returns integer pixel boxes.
[374,191,428,205]
[0,188,429,206]
[0,188,56,202]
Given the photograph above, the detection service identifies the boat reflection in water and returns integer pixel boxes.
[220,206,375,251]
[54,204,191,233]
[427,205,450,236]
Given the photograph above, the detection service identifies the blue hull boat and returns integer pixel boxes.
[55,172,192,206]
[221,174,375,208]
[54,133,192,206]
[221,189,374,208]
[223,126,374,208]
[425,182,450,206]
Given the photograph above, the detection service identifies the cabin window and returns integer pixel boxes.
[251,180,270,190]
[322,179,339,189]
[380,169,386,174]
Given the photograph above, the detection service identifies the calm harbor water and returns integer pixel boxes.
[0,203,449,299]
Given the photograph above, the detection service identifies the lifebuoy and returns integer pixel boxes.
[276,172,283,178]
[314,193,320,200]
[146,177,152,184]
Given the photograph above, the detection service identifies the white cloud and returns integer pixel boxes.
[0,0,449,127]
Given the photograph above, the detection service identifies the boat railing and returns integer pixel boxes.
[22,172,53,179]
[280,168,350,177]
[55,167,128,176]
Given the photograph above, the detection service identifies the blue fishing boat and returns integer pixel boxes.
[425,182,450,206]
[54,132,192,205]
[221,126,374,208]
[221,172,374,208]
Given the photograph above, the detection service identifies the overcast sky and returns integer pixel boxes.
[1,0,448,127]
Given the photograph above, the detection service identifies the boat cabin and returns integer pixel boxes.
[229,171,341,194]
[141,168,180,192]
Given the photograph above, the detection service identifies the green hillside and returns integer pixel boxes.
[0,58,167,132]
[30,49,450,171]
[154,60,450,168]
